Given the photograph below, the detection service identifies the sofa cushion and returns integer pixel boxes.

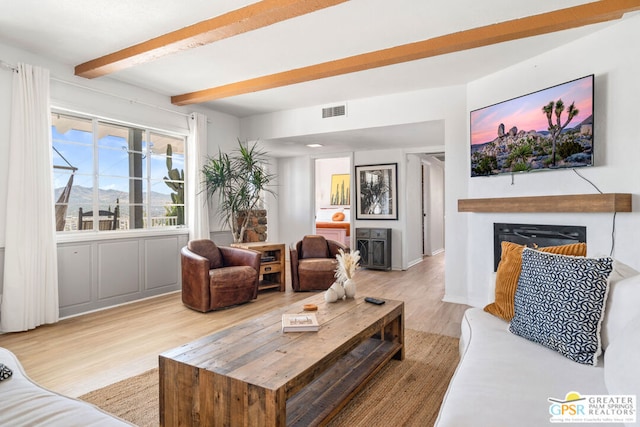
[484,241,587,321]
[435,308,607,427]
[297,258,338,290]
[509,249,613,365]
[601,260,640,350]
[0,347,133,426]
[208,266,257,310]
[604,312,640,419]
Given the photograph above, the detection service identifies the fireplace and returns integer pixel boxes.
[493,223,586,271]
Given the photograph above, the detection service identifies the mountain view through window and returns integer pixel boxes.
[52,112,186,232]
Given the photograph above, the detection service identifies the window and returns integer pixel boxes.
[52,112,186,232]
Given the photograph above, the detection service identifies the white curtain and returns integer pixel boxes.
[1,63,59,332]
[187,112,210,240]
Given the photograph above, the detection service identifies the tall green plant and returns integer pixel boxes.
[163,144,184,225]
[202,140,276,242]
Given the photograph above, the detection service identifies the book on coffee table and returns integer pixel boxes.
[282,313,320,332]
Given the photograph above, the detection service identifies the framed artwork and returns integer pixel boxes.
[355,163,397,220]
[330,174,350,205]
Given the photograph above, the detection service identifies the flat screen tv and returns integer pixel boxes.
[470,74,594,177]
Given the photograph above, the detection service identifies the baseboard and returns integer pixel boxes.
[407,257,423,268]
[60,290,181,320]
[441,293,477,307]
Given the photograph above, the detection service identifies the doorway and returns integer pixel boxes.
[421,154,445,256]
[314,157,352,247]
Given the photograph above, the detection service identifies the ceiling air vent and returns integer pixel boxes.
[322,104,346,118]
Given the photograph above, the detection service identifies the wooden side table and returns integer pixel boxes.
[230,242,286,292]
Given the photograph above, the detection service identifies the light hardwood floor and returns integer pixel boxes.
[0,252,468,398]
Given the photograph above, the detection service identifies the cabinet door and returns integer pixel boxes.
[356,239,370,267]
[370,239,387,268]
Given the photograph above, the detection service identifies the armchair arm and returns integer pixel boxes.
[181,246,212,312]
[327,239,349,258]
[219,246,261,296]
[219,246,261,271]
[289,244,300,291]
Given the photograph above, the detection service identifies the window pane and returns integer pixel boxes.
[52,113,93,197]
[77,204,120,231]
[150,133,184,156]
[98,146,128,177]
[52,113,95,233]
[146,154,168,181]
[98,176,129,203]
[54,170,74,232]
[97,122,144,151]
[149,178,184,225]
[149,206,180,227]
[52,113,186,232]
[117,203,144,230]
[148,133,185,228]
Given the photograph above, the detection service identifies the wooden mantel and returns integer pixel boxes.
[458,193,632,213]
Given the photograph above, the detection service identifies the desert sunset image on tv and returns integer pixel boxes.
[470,75,594,177]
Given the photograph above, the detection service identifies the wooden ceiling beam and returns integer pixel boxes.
[75,0,348,79]
[171,0,640,106]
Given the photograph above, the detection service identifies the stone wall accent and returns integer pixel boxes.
[237,209,267,242]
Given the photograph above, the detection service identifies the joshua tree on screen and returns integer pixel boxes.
[542,99,579,166]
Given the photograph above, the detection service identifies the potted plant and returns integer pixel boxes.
[202,139,276,243]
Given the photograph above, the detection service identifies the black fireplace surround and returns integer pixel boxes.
[493,223,587,271]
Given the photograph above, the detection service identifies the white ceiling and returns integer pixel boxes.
[0,0,632,157]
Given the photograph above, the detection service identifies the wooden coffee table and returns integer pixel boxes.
[159,293,404,426]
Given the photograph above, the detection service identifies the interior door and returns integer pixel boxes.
[422,155,445,256]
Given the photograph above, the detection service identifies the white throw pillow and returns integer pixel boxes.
[316,208,342,222]
[601,260,640,350]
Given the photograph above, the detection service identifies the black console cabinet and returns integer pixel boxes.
[356,228,391,270]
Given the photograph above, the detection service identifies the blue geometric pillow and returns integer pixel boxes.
[509,248,613,365]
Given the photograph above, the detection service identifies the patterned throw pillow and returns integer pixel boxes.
[509,248,613,366]
[0,363,12,381]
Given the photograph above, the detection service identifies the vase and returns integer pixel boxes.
[344,278,357,298]
[330,281,345,299]
[324,287,338,303]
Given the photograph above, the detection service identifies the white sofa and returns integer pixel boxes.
[436,259,640,427]
[0,347,133,426]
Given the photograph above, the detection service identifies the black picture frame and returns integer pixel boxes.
[355,163,397,220]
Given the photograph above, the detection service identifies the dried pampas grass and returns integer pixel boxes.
[335,248,361,283]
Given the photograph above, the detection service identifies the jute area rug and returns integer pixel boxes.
[79,329,459,427]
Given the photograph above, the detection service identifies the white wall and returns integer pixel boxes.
[276,156,315,249]
[404,153,423,267]
[459,14,640,307]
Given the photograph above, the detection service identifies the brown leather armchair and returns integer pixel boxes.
[181,239,261,312]
[290,235,349,291]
